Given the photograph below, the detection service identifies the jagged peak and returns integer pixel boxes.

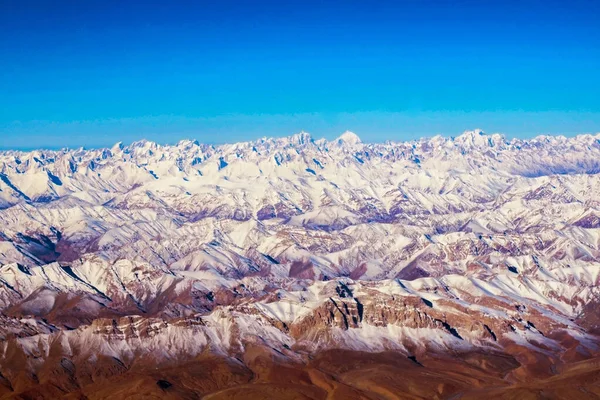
[287,131,313,145]
[177,139,200,148]
[111,141,124,153]
[129,139,158,149]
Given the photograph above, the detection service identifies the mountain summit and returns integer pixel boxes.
[335,130,362,145]
[453,129,506,148]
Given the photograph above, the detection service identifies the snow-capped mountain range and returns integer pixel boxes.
[1,129,600,398]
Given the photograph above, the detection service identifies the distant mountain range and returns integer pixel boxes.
[1,130,600,398]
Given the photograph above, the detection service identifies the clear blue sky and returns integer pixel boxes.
[1,0,599,149]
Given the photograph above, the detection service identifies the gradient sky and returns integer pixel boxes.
[1,0,599,149]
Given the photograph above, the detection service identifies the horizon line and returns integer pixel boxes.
[2,128,600,153]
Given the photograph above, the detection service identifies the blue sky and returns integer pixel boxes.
[1,0,599,149]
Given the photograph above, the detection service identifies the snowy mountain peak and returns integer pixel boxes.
[336,130,362,145]
[110,141,125,153]
[128,139,159,150]
[177,139,200,148]
[288,131,313,145]
[454,129,506,148]
[455,129,486,140]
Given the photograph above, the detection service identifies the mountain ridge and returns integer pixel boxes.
[1,129,600,398]
[3,128,600,153]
